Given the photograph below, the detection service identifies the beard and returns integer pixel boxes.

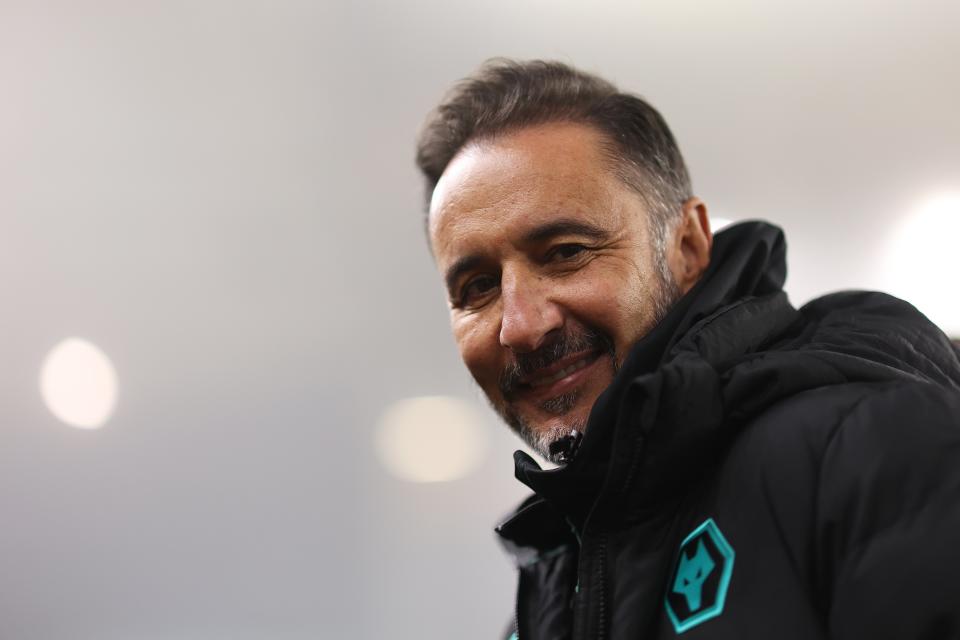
[498,327,615,464]
[489,268,682,464]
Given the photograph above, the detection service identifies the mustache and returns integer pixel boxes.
[498,328,615,398]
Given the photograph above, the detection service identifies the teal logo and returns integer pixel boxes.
[674,539,715,611]
[665,518,734,634]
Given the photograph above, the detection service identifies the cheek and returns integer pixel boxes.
[567,263,651,348]
[609,278,662,353]
[451,315,502,387]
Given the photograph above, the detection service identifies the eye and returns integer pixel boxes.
[458,274,499,308]
[547,243,588,261]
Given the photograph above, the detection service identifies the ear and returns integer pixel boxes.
[668,197,713,294]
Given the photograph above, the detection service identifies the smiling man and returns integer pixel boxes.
[416,60,960,639]
[429,121,707,462]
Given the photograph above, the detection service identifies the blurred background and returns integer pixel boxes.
[1,0,958,638]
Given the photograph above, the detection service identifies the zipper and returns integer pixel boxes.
[513,566,527,640]
[513,593,520,640]
[596,532,609,640]
[571,526,609,640]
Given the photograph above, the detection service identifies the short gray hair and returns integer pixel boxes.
[415,58,693,258]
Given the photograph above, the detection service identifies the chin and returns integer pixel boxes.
[504,399,591,463]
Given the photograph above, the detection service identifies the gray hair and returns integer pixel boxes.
[415,58,693,260]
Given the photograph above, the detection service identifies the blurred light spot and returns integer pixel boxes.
[375,396,488,483]
[884,192,960,336]
[40,338,118,429]
[711,216,734,231]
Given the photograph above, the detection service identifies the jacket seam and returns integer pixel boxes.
[812,385,894,618]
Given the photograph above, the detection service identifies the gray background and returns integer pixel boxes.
[2,1,958,638]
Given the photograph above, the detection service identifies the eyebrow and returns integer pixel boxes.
[443,218,610,296]
[520,219,609,244]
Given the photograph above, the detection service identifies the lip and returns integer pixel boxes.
[515,349,605,403]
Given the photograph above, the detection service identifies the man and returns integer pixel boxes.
[415,59,960,639]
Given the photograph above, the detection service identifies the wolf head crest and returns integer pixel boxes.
[665,518,735,633]
[672,539,715,611]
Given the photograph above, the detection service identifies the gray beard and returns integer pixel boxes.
[497,267,682,465]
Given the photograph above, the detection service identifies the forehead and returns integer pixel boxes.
[428,122,627,254]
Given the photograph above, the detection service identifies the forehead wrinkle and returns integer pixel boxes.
[435,178,622,269]
[430,122,635,263]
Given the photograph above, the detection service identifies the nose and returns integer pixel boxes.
[499,269,563,353]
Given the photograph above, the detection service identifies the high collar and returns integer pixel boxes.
[503,221,795,534]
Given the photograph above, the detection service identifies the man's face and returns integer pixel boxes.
[429,122,680,462]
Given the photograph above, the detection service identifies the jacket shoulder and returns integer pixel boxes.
[731,379,960,509]
[813,382,960,637]
[816,380,960,546]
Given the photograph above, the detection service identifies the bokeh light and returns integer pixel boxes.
[375,396,488,483]
[883,192,960,337]
[39,338,119,429]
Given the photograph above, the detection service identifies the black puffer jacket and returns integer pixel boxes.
[496,222,960,640]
